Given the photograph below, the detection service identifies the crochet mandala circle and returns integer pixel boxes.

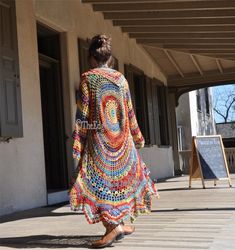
[99,83,125,144]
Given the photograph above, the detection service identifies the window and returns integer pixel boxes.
[196,90,202,112]
[78,38,90,75]
[145,77,155,145]
[156,85,170,146]
[0,0,23,139]
[124,64,170,147]
[151,84,160,146]
[204,88,210,115]
[124,64,150,145]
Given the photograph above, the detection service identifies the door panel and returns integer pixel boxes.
[39,57,68,191]
[0,0,23,137]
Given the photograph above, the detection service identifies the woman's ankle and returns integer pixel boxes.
[102,221,119,234]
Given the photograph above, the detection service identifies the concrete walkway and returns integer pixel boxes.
[1,175,235,250]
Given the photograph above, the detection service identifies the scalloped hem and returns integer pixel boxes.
[69,185,159,225]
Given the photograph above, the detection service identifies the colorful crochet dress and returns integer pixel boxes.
[68,67,158,224]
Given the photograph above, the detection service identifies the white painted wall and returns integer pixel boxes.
[176,93,192,150]
[0,0,174,216]
[139,146,175,180]
[34,0,173,180]
[189,91,199,136]
[190,88,216,136]
[0,0,47,216]
[177,88,217,149]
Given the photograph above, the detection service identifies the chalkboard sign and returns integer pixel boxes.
[189,135,232,188]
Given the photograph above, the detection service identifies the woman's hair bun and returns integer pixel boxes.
[88,34,112,64]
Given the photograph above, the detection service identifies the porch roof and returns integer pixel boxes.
[82,0,235,90]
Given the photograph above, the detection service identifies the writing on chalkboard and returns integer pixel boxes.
[196,137,228,179]
[189,135,232,189]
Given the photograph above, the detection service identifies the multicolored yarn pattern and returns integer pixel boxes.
[68,67,158,224]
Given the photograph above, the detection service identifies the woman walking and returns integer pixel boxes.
[68,34,158,248]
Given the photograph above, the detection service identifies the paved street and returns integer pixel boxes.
[1,175,235,250]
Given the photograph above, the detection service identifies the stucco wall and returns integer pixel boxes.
[197,88,216,135]
[0,0,47,216]
[189,91,199,136]
[216,123,235,138]
[0,0,173,216]
[176,88,216,151]
[139,146,174,180]
[190,89,216,136]
[34,0,173,180]
[34,0,166,117]
[176,93,192,150]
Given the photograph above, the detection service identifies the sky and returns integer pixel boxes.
[212,84,235,123]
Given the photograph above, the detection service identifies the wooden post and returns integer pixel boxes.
[219,135,232,188]
[189,135,232,189]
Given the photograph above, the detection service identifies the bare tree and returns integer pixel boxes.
[213,85,235,123]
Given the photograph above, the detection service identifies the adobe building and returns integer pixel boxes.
[1,0,235,216]
[176,87,216,173]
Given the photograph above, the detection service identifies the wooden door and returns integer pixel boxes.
[39,56,68,191]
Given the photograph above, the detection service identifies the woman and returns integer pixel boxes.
[68,34,158,248]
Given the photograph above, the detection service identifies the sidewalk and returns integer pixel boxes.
[1,175,235,250]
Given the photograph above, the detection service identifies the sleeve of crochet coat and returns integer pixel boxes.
[124,80,145,148]
[72,76,90,161]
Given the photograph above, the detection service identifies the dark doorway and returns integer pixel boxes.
[37,24,68,192]
[132,73,150,145]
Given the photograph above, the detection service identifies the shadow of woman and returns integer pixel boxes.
[0,234,103,249]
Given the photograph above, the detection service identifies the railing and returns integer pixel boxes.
[225,148,235,173]
[178,150,191,174]
[179,148,235,174]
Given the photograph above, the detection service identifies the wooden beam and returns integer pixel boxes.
[187,50,235,53]
[113,18,235,27]
[143,44,235,52]
[168,71,235,87]
[164,49,184,78]
[83,0,159,1]
[136,38,235,44]
[199,52,235,55]
[216,59,224,74]
[122,26,235,33]
[83,0,208,2]
[163,44,235,50]
[143,44,235,59]
[190,55,203,76]
[197,53,235,59]
[104,10,235,20]
[82,0,162,1]
[130,33,235,39]
[92,1,235,12]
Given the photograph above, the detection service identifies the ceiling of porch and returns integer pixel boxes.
[82,0,235,89]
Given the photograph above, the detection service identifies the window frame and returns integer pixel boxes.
[0,0,23,139]
[204,88,210,116]
[196,89,202,112]
[124,64,151,146]
[124,65,170,148]
[151,78,171,147]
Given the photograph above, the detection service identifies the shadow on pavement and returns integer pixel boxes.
[151,207,235,213]
[158,186,234,192]
[0,234,103,249]
[0,202,80,224]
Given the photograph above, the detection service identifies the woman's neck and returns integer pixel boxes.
[97,63,109,68]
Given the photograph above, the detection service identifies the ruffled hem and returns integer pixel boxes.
[68,177,159,225]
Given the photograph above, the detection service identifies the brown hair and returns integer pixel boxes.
[88,34,112,64]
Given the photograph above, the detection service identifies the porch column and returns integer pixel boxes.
[168,92,182,175]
